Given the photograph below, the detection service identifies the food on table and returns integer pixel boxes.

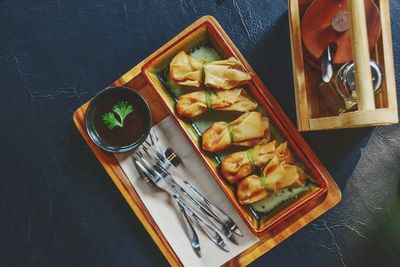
[261,156,306,191]
[169,51,251,90]
[221,140,294,184]
[202,112,270,152]
[237,175,268,205]
[169,51,202,87]
[102,101,134,130]
[237,156,307,205]
[158,45,319,223]
[176,88,257,118]
[203,57,251,90]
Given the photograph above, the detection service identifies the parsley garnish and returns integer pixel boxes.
[102,101,134,130]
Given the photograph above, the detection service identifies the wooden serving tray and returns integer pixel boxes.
[141,18,329,235]
[73,16,341,266]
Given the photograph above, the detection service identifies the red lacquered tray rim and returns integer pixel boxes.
[141,17,329,235]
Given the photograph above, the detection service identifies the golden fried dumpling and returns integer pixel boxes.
[169,51,251,90]
[275,141,295,164]
[176,88,257,118]
[237,156,307,205]
[237,175,268,205]
[221,140,295,184]
[221,140,278,184]
[169,51,203,87]
[261,156,307,192]
[203,57,251,90]
[202,112,270,152]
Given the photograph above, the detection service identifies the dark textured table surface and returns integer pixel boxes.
[1,1,399,266]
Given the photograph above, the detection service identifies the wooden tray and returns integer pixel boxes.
[73,16,341,266]
[289,0,398,131]
[141,18,329,235]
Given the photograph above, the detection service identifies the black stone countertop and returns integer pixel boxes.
[1,1,399,266]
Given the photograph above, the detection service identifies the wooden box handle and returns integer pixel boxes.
[348,0,376,111]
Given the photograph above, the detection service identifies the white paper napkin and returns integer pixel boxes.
[114,117,259,267]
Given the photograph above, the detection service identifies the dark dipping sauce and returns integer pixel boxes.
[93,90,148,147]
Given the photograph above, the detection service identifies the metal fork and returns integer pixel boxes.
[133,156,230,253]
[136,150,238,244]
[138,141,243,238]
[133,157,201,256]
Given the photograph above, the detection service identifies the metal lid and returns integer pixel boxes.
[338,60,383,100]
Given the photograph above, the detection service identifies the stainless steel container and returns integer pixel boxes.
[319,60,383,114]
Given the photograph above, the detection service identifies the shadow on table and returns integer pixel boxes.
[356,199,400,265]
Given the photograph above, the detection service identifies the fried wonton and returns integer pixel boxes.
[169,51,251,90]
[202,112,270,153]
[237,175,268,205]
[261,156,306,192]
[236,156,307,205]
[176,88,257,118]
[221,141,294,184]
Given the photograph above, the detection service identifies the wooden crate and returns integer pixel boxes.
[288,0,398,131]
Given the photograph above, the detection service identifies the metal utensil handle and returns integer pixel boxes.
[176,199,201,257]
[153,163,230,235]
[173,195,229,252]
[136,155,228,252]
[184,181,243,237]
[135,158,202,256]
[321,44,333,83]
[171,180,234,240]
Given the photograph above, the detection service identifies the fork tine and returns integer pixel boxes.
[144,139,152,147]
[142,146,152,159]
[148,130,155,146]
[152,129,161,150]
[142,132,166,162]
[139,149,156,166]
[140,144,162,165]
[136,146,147,159]
[137,154,154,173]
[134,156,159,185]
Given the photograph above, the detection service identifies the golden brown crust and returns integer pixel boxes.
[175,88,257,118]
[201,112,270,152]
[237,175,268,205]
[221,140,295,184]
[169,51,251,90]
[236,156,308,205]
[262,156,306,192]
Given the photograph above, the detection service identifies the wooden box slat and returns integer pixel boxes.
[288,0,398,131]
[73,16,341,266]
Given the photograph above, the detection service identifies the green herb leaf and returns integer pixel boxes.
[102,101,134,130]
[102,112,123,129]
[112,101,134,125]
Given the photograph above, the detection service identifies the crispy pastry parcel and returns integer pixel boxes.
[237,156,307,205]
[202,112,270,153]
[176,88,257,118]
[169,51,251,90]
[236,175,268,205]
[221,140,294,184]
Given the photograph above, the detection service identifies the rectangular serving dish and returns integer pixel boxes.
[142,16,330,235]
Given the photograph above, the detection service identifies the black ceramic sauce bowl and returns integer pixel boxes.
[85,86,152,153]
